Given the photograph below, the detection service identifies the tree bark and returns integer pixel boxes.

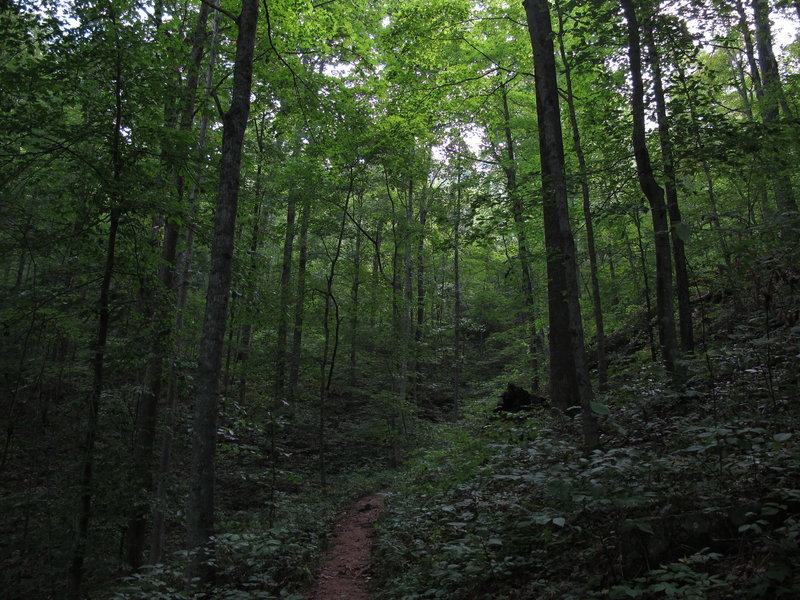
[631,208,657,362]
[644,21,694,353]
[452,174,462,419]
[399,179,413,407]
[554,1,608,388]
[414,187,427,403]
[349,196,363,382]
[67,211,120,600]
[751,0,797,213]
[523,0,599,450]
[125,0,211,570]
[186,0,258,584]
[149,4,222,564]
[67,15,126,592]
[238,171,266,404]
[318,178,353,488]
[675,67,732,270]
[621,0,680,378]
[275,194,297,396]
[736,0,763,101]
[288,199,310,410]
[500,81,542,393]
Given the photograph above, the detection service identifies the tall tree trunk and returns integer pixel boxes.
[149,4,222,564]
[125,0,211,570]
[452,175,462,418]
[631,209,657,362]
[275,194,297,396]
[733,0,773,219]
[319,180,353,488]
[399,179,413,407]
[67,17,126,592]
[752,0,793,119]
[500,81,542,393]
[389,191,401,345]
[415,187,427,402]
[186,0,258,584]
[349,197,363,382]
[644,22,694,353]
[555,1,608,388]
[370,221,384,330]
[736,0,764,100]
[288,199,310,410]
[727,50,756,119]
[523,0,599,450]
[751,0,797,213]
[621,0,680,378]
[66,213,120,600]
[238,175,265,404]
[676,68,732,270]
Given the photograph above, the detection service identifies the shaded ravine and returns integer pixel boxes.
[307,492,387,600]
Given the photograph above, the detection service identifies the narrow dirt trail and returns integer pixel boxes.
[307,492,387,600]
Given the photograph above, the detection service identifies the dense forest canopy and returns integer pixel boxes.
[1,0,798,598]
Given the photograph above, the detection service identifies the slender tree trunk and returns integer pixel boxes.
[149,4,221,564]
[676,68,732,269]
[66,212,120,600]
[452,176,462,418]
[238,179,265,404]
[523,0,599,450]
[237,114,272,405]
[415,188,427,402]
[727,50,756,119]
[621,0,680,379]
[751,0,797,213]
[370,221,384,330]
[734,0,772,216]
[186,0,258,583]
[349,197,363,382]
[752,0,793,118]
[389,205,400,340]
[644,22,694,353]
[500,82,542,392]
[125,1,211,569]
[67,18,126,592]
[288,199,310,410]
[736,0,764,100]
[275,195,297,396]
[387,201,402,466]
[631,209,657,362]
[399,180,413,406]
[0,309,37,473]
[318,180,353,488]
[222,293,238,395]
[125,237,174,570]
[555,2,608,388]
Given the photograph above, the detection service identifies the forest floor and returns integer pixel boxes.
[306,491,387,600]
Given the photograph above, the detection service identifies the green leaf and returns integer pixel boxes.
[673,221,691,242]
[552,517,566,527]
[773,432,792,442]
[487,537,503,546]
[766,562,791,582]
[590,401,611,416]
[634,521,655,535]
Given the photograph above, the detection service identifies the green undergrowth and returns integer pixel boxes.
[107,466,396,600]
[373,324,800,599]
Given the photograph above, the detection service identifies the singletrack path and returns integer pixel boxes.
[307,492,386,600]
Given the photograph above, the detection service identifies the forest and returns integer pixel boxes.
[1,0,799,598]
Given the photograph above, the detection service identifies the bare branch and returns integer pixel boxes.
[198,0,238,24]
